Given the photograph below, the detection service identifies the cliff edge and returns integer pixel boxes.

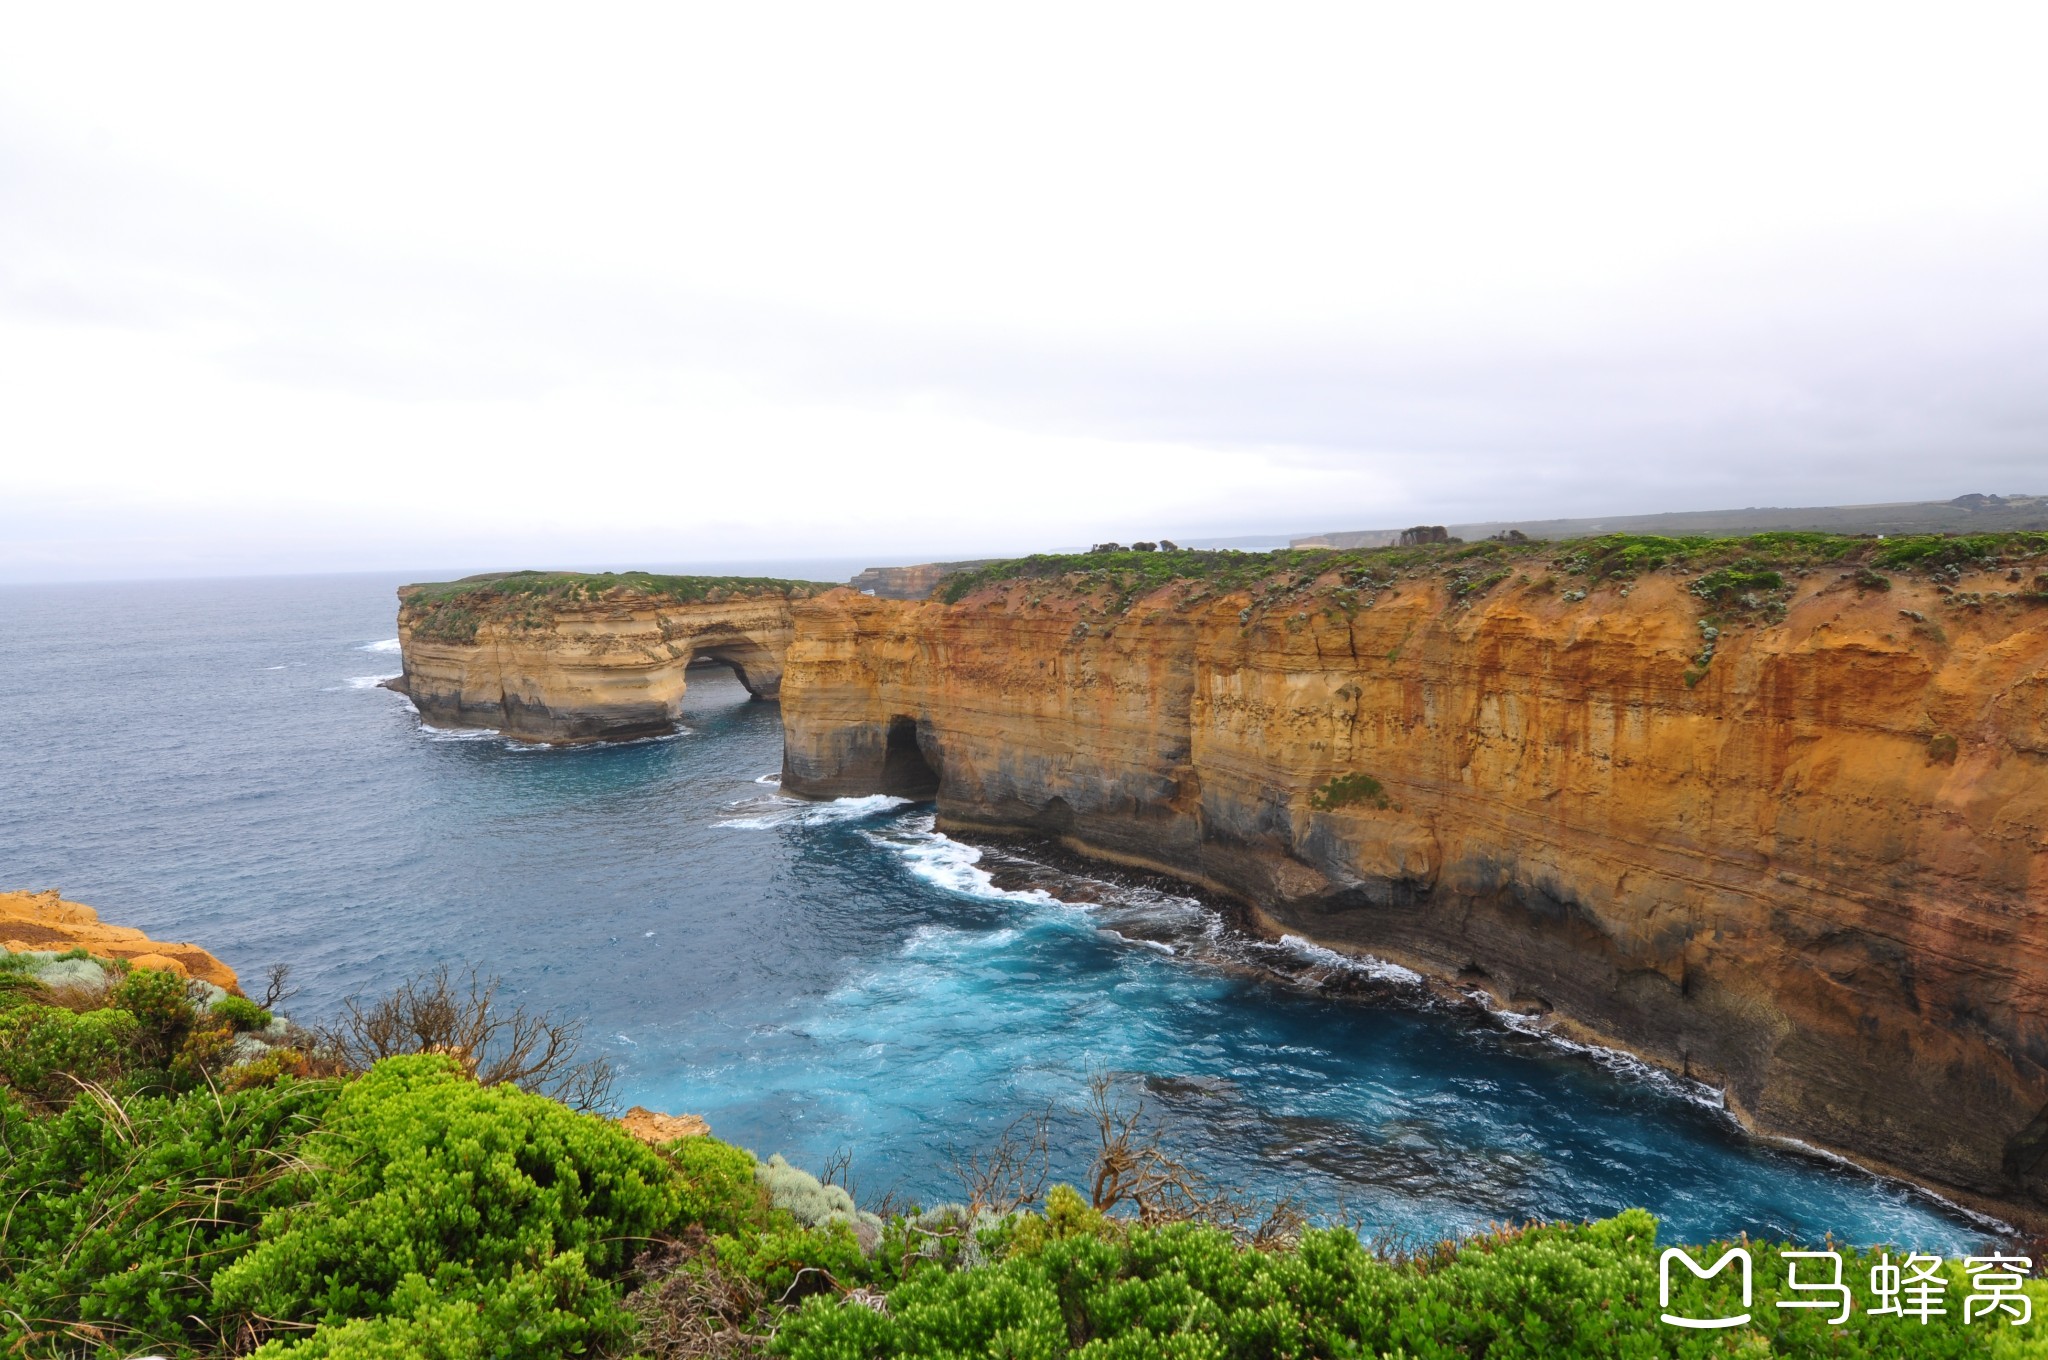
[0,888,241,992]
[778,534,2048,1220]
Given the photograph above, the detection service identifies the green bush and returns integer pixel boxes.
[0,1076,339,1356]
[0,1004,138,1106]
[778,1208,2008,1360]
[213,1055,681,1333]
[671,1133,772,1235]
[249,1253,616,1360]
[1690,560,1786,606]
[1308,772,1394,812]
[214,994,275,1031]
[109,965,200,1068]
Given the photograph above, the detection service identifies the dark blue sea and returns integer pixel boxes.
[0,572,1995,1250]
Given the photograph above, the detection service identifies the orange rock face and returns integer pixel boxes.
[780,565,2048,1218]
[619,1105,712,1147]
[0,889,241,992]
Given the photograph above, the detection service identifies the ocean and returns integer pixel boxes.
[0,571,1995,1249]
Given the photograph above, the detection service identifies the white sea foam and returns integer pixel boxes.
[1475,994,1728,1113]
[1101,928,1176,954]
[418,722,502,742]
[755,772,782,784]
[323,673,402,692]
[716,793,909,829]
[864,818,1064,905]
[360,638,402,653]
[1760,1136,2018,1237]
[1276,933,1424,984]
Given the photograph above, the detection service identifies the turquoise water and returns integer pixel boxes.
[0,573,1995,1249]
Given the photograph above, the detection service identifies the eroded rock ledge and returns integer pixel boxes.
[777,539,2048,1221]
[0,889,241,992]
[394,571,828,743]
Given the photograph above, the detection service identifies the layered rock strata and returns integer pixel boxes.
[394,572,825,743]
[0,889,241,991]
[779,554,2048,1219]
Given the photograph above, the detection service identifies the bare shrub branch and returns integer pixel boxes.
[312,966,617,1113]
[950,1105,1054,1217]
[259,963,295,1012]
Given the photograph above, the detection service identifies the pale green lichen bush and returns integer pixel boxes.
[758,1151,884,1237]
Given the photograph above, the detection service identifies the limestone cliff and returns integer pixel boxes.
[0,889,241,992]
[779,538,2048,1219]
[394,571,827,743]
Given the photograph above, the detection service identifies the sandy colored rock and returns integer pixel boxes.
[778,561,2048,1220]
[0,889,241,992]
[395,576,824,743]
[620,1105,711,1146]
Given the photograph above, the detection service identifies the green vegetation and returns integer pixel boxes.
[1308,772,1395,812]
[937,529,2048,617]
[1875,533,2048,569]
[398,571,828,645]
[4,947,2042,1358]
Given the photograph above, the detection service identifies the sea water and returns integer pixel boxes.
[0,573,1994,1249]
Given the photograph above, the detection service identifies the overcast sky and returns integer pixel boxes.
[4,4,2046,581]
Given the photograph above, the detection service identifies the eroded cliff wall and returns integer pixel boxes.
[780,548,2048,1217]
[395,572,824,743]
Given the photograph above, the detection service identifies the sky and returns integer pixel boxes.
[4,4,2046,581]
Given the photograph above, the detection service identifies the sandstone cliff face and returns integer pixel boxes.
[0,889,241,992]
[395,574,822,743]
[780,558,2048,1217]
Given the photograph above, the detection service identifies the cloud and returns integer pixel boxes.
[2,5,2046,579]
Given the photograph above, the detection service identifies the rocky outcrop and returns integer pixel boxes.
[394,572,826,743]
[779,548,2048,1219]
[0,889,241,992]
[619,1106,711,1146]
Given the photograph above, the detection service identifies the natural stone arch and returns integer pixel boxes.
[394,578,814,743]
[687,636,785,700]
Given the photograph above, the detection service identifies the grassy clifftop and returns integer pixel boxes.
[938,530,2048,613]
[397,570,830,645]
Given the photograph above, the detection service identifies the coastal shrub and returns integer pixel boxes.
[215,993,275,1031]
[759,1151,882,1235]
[108,964,200,1066]
[1689,560,1785,606]
[0,1075,339,1357]
[213,1055,681,1330]
[777,1208,2008,1360]
[0,1003,138,1106]
[709,1217,873,1302]
[247,1253,618,1360]
[672,1133,772,1235]
[1308,772,1394,812]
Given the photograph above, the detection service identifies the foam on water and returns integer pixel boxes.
[329,673,402,691]
[360,638,402,653]
[716,793,909,829]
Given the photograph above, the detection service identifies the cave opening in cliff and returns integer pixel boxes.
[691,642,778,700]
[880,715,941,799]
